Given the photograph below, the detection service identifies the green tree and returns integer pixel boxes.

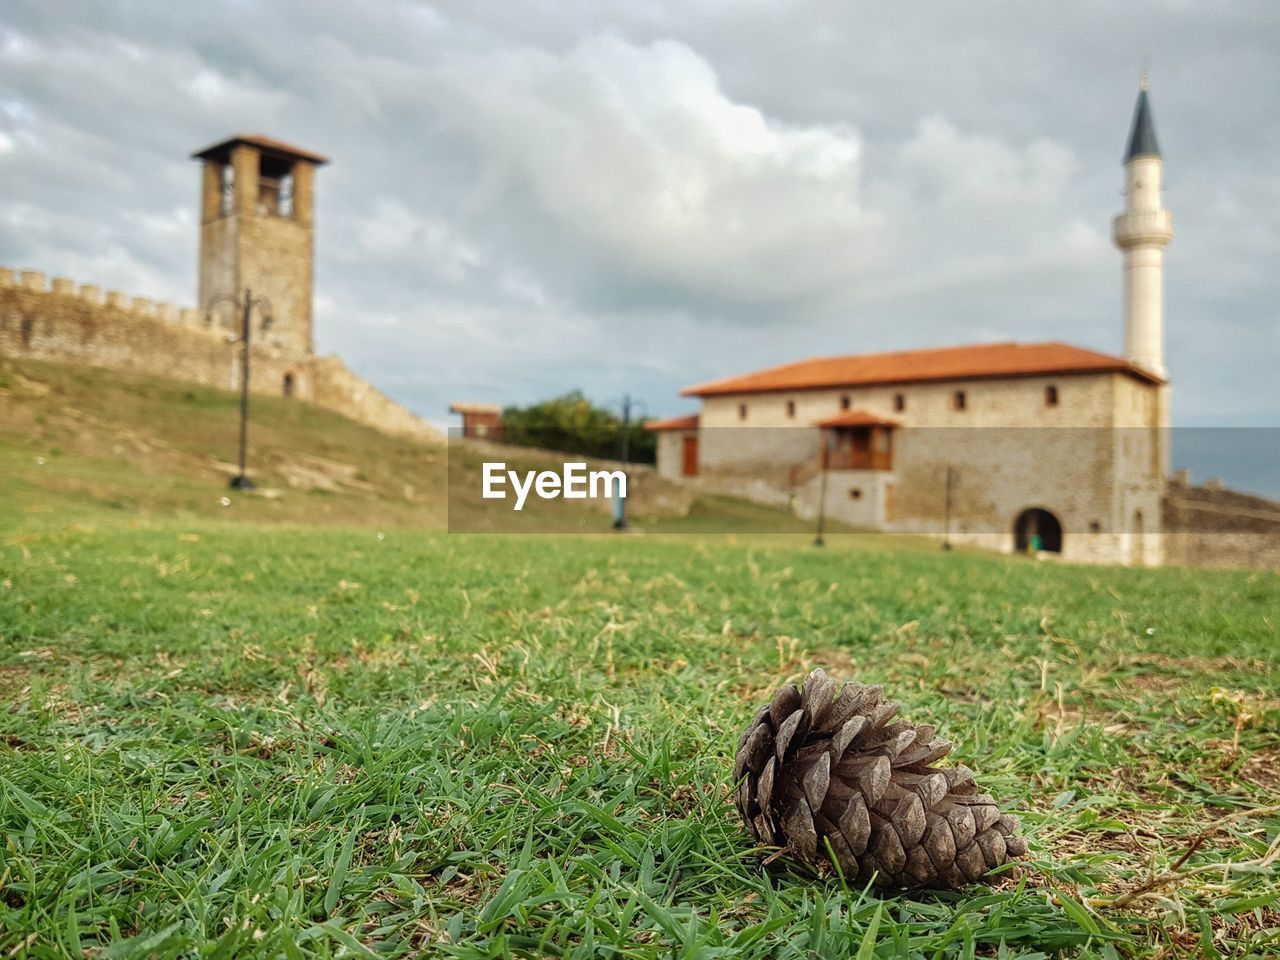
[501,391,656,464]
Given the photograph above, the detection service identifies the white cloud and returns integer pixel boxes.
[0,28,38,60]
[347,200,485,283]
[430,36,884,304]
[184,70,229,104]
[899,115,1077,207]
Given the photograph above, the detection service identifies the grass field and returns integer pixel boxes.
[1,358,1278,958]
[2,516,1277,958]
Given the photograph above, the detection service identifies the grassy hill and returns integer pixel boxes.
[0,356,448,528]
[0,357,826,535]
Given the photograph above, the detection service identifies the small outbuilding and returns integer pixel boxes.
[450,402,502,440]
[645,414,700,479]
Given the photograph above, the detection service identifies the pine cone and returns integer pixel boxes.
[733,669,1027,890]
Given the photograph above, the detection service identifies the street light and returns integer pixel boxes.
[206,288,272,490]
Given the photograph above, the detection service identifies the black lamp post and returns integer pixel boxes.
[207,288,272,490]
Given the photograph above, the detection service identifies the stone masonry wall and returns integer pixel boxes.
[697,371,1142,430]
[308,355,433,438]
[1163,479,1280,569]
[654,430,688,481]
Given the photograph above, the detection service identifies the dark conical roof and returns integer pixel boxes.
[1124,88,1161,162]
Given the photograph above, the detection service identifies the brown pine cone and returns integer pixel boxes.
[733,668,1027,890]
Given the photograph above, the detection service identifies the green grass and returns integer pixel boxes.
[1,356,1277,956]
[2,516,1278,958]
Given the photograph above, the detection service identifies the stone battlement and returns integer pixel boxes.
[0,266,211,332]
[0,265,436,439]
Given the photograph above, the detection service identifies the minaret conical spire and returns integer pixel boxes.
[1124,76,1161,161]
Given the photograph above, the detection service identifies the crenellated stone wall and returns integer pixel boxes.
[0,267,436,439]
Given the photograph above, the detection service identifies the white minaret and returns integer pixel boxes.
[1112,74,1173,378]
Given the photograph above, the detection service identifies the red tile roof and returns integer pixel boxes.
[815,409,901,429]
[192,134,329,165]
[681,341,1163,397]
[450,402,501,415]
[644,414,700,431]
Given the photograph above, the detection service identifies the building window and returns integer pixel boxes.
[894,393,906,412]
[953,390,967,411]
[278,173,295,217]
[738,403,748,421]
[258,156,296,217]
[219,164,235,215]
[786,400,796,418]
[840,394,851,410]
[1045,384,1059,407]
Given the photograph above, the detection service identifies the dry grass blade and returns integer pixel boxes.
[1091,804,1280,909]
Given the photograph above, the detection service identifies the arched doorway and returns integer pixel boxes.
[1014,508,1063,554]
[282,372,295,398]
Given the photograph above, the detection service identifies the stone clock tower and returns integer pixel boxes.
[192,134,328,356]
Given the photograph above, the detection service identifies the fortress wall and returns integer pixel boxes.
[1163,481,1280,569]
[308,354,433,438]
[0,268,436,439]
[0,275,230,380]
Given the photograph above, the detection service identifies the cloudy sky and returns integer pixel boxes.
[2,1,1278,438]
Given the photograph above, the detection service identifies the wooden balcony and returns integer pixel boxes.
[820,423,894,471]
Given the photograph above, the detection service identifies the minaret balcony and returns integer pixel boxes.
[1113,210,1174,248]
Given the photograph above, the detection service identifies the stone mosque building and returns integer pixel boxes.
[0,134,429,437]
[649,83,1184,566]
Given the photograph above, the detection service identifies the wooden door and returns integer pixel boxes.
[681,434,699,476]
